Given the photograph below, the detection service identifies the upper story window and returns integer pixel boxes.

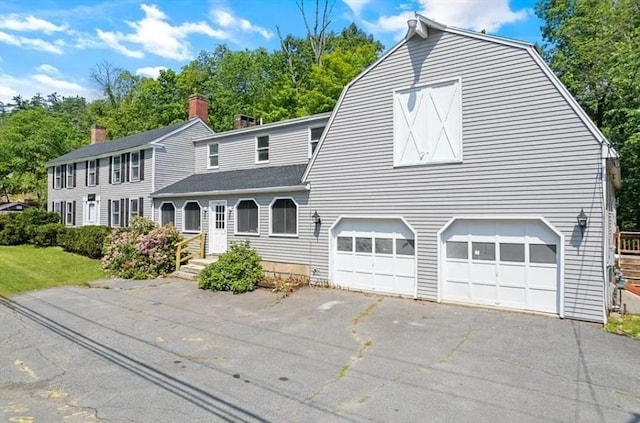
[184,201,201,232]
[309,126,324,157]
[256,135,269,163]
[208,143,219,168]
[87,159,98,186]
[66,164,75,188]
[235,199,259,235]
[160,202,176,226]
[54,166,62,189]
[130,152,140,181]
[112,156,121,183]
[270,198,298,236]
[393,79,462,167]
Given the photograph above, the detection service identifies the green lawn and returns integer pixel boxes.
[606,314,640,340]
[0,245,105,297]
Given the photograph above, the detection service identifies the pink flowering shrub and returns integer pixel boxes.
[102,217,182,279]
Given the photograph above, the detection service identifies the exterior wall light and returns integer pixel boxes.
[577,208,588,230]
[312,211,321,225]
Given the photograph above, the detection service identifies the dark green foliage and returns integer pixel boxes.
[199,241,264,294]
[33,223,66,247]
[57,226,111,258]
[0,208,60,245]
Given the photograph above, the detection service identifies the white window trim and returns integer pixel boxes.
[54,166,62,189]
[207,143,220,169]
[54,201,61,215]
[255,134,270,164]
[87,160,97,187]
[234,198,260,236]
[112,156,121,184]
[66,164,74,188]
[308,126,324,159]
[65,201,74,225]
[269,197,299,237]
[158,201,176,226]
[130,152,140,182]
[393,77,463,167]
[182,201,202,233]
[112,200,121,227]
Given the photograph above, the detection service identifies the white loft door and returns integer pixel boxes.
[209,200,227,254]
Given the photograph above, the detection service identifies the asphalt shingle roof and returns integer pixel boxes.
[152,164,308,197]
[47,121,191,166]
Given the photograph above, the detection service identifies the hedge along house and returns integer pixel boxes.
[46,95,213,228]
[150,113,330,277]
[302,15,620,323]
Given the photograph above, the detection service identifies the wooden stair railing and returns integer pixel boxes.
[175,232,205,271]
[616,232,640,284]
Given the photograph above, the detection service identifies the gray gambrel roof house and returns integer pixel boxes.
[152,164,308,197]
[46,120,197,166]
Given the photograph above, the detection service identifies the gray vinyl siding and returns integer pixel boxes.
[155,121,212,190]
[156,192,312,266]
[193,122,324,173]
[306,31,606,322]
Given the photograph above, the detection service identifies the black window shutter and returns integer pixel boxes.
[61,201,66,225]
[72,201,76,226]
[139,197,144,217]
[140,150,145,181]
[61,165,66,189]
[73,163,77,187]
[107,200,111,226]
[52,167,55,189]
[109,157,113,184]
[120,199,125,227]
[85,161,89,186]
[51,201,54,213]
[95,159,100,185]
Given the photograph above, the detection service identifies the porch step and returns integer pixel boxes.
[173,270,198,281]
[172,255,219,281]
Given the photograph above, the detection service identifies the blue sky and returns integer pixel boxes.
[0,0,543,104]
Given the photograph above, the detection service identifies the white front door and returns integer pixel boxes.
[209,200,227,254]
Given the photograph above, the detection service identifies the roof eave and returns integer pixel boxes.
[151,184,310,198]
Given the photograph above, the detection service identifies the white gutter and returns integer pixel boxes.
[151,184,310,199]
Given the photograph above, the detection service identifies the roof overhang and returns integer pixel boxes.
[151,184,310,199]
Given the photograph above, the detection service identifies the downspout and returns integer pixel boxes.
[601,146,608,324]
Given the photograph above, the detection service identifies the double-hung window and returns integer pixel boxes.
[256,135,269,163]
[130,198,139,220]
[236,199,259,235]
[208,143,219,168]
[112,156,121,183]
[309,126,324,157]
[66,164,74,188]
[65,202,74,225]
[112,200,120,227]
[87,160,97,186]
[54,166,62,189]
[270,198,297,236]
[130,152,140,181]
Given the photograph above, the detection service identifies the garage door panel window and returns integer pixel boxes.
[500,243,525,262]
[375,238,393,255]
[446,241,467,259]
[472,242,495,261]
[355,237,372,253]
[396,239,415,256]
[530,244,557,264]
[337,236,352,252]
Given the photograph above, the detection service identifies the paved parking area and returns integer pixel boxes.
[1,278,639,422]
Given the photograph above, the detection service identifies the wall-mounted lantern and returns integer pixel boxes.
[577,208,588,233]
[312,211,321,226]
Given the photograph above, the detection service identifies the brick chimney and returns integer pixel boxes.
[233,114,257,130]
[189,94,209,122]
[90,124,107,144]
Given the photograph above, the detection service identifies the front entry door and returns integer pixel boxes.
[209,200,227,254]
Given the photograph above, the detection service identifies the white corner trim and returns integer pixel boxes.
[268,197,299,237]
[233,198,260,236]
[435,215,565,319]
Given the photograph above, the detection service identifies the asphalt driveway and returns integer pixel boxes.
[1,278,638,423]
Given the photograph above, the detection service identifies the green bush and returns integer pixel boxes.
[33,223,66,247]
[58,226,111,258]
[0,208,60,245]
[199,241,264,294]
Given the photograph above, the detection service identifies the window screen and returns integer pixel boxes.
[184,202,201,231]
[236,200,258,233]
[446,241,467,259]
[472,242,495,261]
[500,243,525,262]
[337,236,352,252]
[271,198,297,234]
[161,203,175,226]
[530,244,557,264]
[396,239,415,256]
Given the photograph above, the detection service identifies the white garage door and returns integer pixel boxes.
[332,218,416,296]
[442,220,560,314]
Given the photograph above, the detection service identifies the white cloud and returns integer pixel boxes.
[95,3,228,61]
[342,0,373,17]
[0,31,64,54]
[364,0,530,37]
[0,73,96,105]
[0,14,68,34]
[135,66,167,78]
[96,29,144,58]
[211,8,273,40]
[36,64,59,74]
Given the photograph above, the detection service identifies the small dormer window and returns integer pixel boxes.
[208,143,219,168]
[309,127,324,157]
[256,135,269,163]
